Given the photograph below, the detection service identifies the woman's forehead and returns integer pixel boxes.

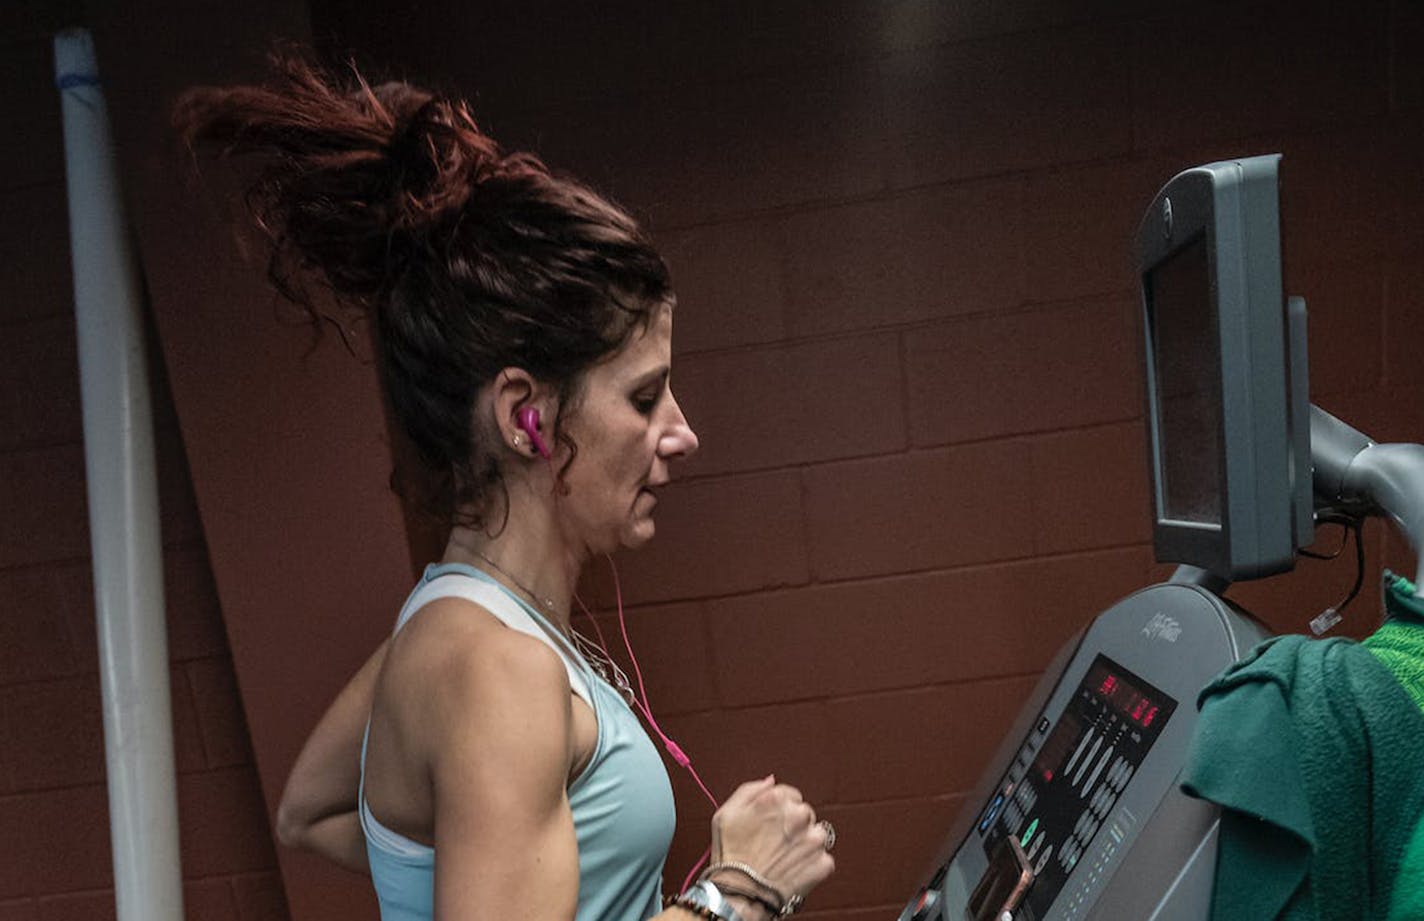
[601,307,673,378]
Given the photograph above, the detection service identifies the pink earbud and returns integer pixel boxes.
[516,407,551,459]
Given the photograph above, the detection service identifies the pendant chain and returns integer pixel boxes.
[470,549,636,706]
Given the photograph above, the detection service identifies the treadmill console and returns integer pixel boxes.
[899,583,1268,921]
[899,155,1312,921]
[977,655,1178,916]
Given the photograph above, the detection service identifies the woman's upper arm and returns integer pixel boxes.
[276,637,390,846]
[430,632,580,921]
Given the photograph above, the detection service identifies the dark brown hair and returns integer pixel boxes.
[175,50,671,528]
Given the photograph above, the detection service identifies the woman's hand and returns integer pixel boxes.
[707,776,836,915]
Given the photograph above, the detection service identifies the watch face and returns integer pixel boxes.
[682,882,733,920]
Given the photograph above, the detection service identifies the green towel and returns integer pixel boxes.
[1364,573,1424,714]
[1365,573,1424,921]
[1393,827,1424,921]
[1179,592,1424,921]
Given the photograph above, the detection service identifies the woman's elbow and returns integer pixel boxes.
[275,794,311,850]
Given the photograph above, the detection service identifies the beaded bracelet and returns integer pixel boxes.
[700,862,786,906]
[700,862,804,917]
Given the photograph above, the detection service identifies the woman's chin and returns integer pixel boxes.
[618,518,656,550]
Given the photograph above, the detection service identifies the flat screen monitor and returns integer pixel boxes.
[1137,154,1312,581]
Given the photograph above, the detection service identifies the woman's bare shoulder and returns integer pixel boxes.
[380,596,573,722]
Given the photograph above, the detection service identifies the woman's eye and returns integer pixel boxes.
[632,392,659,415]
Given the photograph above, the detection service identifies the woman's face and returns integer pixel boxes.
[558,305,698,554]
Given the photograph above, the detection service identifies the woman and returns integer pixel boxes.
[176,53,835,921]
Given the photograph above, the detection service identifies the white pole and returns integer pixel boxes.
[55,28,185,921]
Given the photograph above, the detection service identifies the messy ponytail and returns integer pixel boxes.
[175,50,671,528]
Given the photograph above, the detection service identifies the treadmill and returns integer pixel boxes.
[897,154,1424,921]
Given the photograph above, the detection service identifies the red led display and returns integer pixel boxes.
[1088,663,1165,729]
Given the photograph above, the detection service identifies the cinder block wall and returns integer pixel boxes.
[315,2,1424,916]
[4,1,1423,920]
[0,4,291,921]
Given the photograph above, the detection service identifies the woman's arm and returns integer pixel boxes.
[428,628,581,919]
[275,638,390,873]
[427,629,830,921]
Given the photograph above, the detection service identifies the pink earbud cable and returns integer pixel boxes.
[528,435,717,891]
[574,557,717,892]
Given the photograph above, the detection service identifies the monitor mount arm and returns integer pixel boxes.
[1310,404,1424,597]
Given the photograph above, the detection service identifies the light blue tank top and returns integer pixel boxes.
[359,563,676,921]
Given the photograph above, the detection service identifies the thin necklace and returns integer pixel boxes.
[469,549,636,705]
[569,629,636,706]
[470,548,560,618]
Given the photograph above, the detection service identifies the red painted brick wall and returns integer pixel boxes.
[6,2,1424,921]
[308,2,1424,917]
[0,6,294,920]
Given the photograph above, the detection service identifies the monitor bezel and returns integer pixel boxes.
[1138,154,1299,581]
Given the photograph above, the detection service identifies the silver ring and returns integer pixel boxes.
[817,820,836,852]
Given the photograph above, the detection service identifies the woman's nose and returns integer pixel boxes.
[659,396,699,459]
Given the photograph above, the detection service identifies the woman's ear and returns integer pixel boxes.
[490,368,550,457]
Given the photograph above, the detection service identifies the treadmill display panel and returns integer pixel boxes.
[980,655,1177,919]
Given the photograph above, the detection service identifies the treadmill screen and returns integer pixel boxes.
[980,655,1177,919]
[1147,234,1222,527]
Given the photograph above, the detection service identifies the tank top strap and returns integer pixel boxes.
[394,563,593,706]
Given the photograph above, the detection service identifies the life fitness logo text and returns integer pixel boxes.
[1142,613,1182,642]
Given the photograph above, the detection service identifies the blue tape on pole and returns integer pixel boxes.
[56,72,101,90]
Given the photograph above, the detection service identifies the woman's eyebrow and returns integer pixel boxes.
[628,366,670,390]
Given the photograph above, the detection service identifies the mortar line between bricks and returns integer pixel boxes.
[0,669,107,692]
[797,467,818,586]
[0,435,88,454]
[0,173,66,194]
[0,425,188,454]
[501,19,1153,188]
[634,668,1050,721]
[0,534,209,576]
[0,307,78,331]
[179,663,215,771]
[0,312,76,337]
[674,288,1136,362]
[1124,12,1140,176]
[648,147,1151,236]
[0,553,94,575]
[698,598,729,709]
[822,791,965,810]
[587,541,1154,614]
[895,329,913,456]
[0,418,183,452]
[1378,269,1395,388]
[0,659,110,687]
[1132,114,1382,160]
[159,870,253,886]
[30,885,120,900]
[1024,417,1046,559]
[0,779,107,802]
[1,759,261,802]
[670,414,1147,487]
[822,669,1046,706]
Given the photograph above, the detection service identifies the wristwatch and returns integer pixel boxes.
[676,880,746,921]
